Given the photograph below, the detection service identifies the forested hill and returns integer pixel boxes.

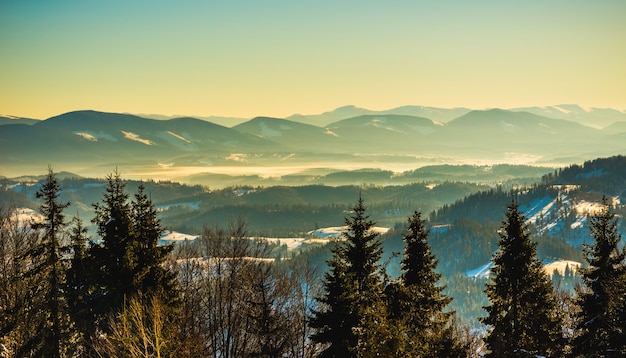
[425,155,626,275]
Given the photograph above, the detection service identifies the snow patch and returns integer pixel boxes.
[167,131,191,143]
[75,132,98,141]
[73,131,117,142]
[160,231,199,242]
[543,259,581,277]
[10,208,45,226]
[552,105,571,114]
[122,131,154,145]
[521,196,556,225]
[307,226,390,239]
[325,128,339,137]
[466,259,581,279]
[572,200,606,215]
[465,262,494,279]
[430,224,450,233]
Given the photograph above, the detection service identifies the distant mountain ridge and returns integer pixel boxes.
[1,106,625,178]
[0,114,39,126]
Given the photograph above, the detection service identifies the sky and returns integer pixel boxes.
[1,0,625,120]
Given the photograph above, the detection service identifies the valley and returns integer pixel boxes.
[2,104,625,182]
[2,155,625,326]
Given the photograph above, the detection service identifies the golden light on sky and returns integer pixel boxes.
[1,0,625,120]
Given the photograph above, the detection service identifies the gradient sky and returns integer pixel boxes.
[1,0,625,119]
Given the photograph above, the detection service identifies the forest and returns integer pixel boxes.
[1,158,626,357]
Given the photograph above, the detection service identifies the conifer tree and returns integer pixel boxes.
[90,170,136,323]
[131,183,177,304]
[311,196,387,357]
[89,174,178,335]
[387,211,455,356]
[30,167,70,357]
[481,200,563,357]
[571,196,626,357]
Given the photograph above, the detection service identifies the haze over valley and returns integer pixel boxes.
[3,1,626,355]
[2,104,625,185]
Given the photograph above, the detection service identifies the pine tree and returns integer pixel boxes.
[481,200,564,357]
[30,167,70,357]
[90,170,136,323]
[131,183,177,304]
[89,174,178,335]
[571,196,626,357]
[311,196,387,357]
[387,211,456,356]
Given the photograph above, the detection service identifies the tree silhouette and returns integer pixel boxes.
[572,196,626,357]
[481,200,563,357]
[311,196,386,356]
[31,167,70,357]
[387,211,456,355]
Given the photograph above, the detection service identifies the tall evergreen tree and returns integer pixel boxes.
[90,170,136,323]
[481,200,563,357]
[31,167,70,357]
[311,196,386,357]
[571,196,626,357]
[89,174,178,335]
[131,183,177,303]
[387,211,455,356]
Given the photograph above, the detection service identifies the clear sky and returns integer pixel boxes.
[1,0,625,119]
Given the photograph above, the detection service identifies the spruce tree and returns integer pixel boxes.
[387,211,455,356]
[131,183,177,303]
[90,170,136,323]
[311,196,386,357]
[89,174,178,333]
[31,167,70,357]
[481,200,563,357]
[571,196,626,357]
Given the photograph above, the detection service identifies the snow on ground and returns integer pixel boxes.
[465,259,582,279]
[122,131,154,145]
[306,226,346,239]
[521,196,557,225]
[159,225,389,252]
[430,224,451,233]
[306,226,390,239]
[75,132,98,141]
[465,262,494,279]
[175,256,276,267]
[572,200,607,215]
[160,231,199,244]
[10,208,44,226]
[167,131,191,143]
[542,259,581,277]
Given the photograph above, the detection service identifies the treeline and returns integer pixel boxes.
[2,169,626,357]
[1,176,488,237]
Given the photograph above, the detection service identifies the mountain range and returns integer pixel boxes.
[1,105,625,180]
